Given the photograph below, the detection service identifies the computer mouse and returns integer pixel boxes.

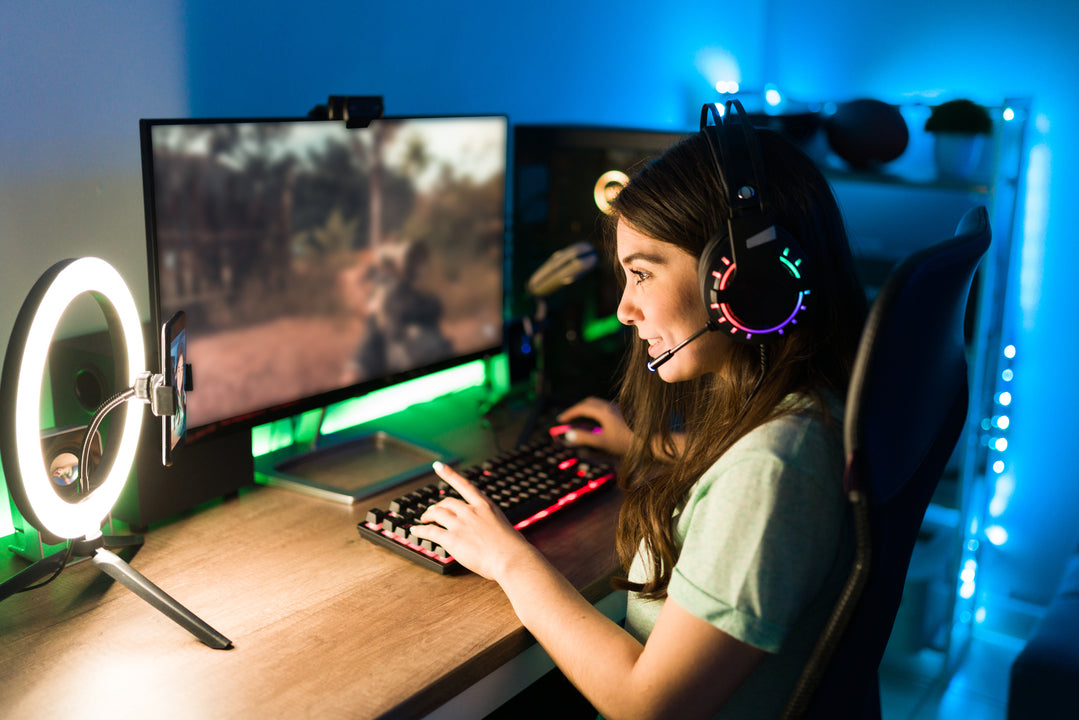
[548,417,603,440]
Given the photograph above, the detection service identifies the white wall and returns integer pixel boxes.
[1,2,189,340]
[0,1,188,533]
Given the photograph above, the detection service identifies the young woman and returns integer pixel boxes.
[410,119,868,719]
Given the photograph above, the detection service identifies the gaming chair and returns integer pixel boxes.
[781,205,991,718]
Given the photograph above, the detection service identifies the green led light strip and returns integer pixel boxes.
[583,314,624,343]
[251,356,506,457]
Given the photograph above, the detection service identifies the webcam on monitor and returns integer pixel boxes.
[308,94,385,128]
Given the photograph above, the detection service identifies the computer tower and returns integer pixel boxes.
[114,415,253,530]
[510,124,688,401]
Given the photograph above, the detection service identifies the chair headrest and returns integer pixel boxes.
[845,206,990,505]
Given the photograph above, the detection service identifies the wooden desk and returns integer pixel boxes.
[0,392,623,719]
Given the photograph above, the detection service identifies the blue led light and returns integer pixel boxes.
[985,525,1009,546]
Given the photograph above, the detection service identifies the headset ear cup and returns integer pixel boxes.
[699,223,811,343]
[698,232,729,326]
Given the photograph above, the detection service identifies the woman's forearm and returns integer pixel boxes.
[493,544,666,720]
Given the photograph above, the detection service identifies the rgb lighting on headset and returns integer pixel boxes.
[710,247,808,339]
[714,293,807,339]
[779,247,803,277]
[5,258,145,540]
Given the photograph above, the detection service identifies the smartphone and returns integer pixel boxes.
[161,311,188,466]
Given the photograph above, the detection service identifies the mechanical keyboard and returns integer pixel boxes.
[356,436,617,573]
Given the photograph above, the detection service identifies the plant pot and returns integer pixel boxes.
[932,132,987,181]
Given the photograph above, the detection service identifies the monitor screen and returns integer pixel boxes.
[140,115,507,440]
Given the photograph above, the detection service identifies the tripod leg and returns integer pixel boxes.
[92,548,232,649]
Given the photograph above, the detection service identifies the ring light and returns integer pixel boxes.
[1,258,231,648]
[1,257,145,541]
[593,170,630,216]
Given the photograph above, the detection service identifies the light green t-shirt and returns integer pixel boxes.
[624,395,852,719]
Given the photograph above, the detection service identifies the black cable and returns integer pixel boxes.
[739,344,770,415]
[11,543,75,595]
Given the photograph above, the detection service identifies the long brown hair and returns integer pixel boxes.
[610,127,867,599]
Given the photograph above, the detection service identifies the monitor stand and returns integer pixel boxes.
[254,424,457,504]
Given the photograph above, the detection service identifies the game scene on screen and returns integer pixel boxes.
[148,117,506,428]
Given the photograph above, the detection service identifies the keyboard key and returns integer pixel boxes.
[365,508,385,527]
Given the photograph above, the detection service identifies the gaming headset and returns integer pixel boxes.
[696,99,811,345]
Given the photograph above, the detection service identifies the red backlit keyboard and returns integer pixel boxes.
[356,438,616,573]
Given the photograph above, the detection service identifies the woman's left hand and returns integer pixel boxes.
[409,461,537,582]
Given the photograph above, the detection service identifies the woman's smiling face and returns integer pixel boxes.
[615,219,728,383]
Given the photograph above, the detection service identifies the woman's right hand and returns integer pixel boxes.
[556,397,633,457]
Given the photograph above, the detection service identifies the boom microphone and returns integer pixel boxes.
[647,323,715,372]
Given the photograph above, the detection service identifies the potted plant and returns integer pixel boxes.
[924,99,993,181]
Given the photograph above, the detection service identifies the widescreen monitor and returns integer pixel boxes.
[140,115,508,446]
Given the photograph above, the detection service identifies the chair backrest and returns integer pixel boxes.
[783,205,991,719]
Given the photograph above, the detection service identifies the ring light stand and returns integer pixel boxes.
[0,258,231,649]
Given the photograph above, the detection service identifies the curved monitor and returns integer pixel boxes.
[140,115,507,443]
